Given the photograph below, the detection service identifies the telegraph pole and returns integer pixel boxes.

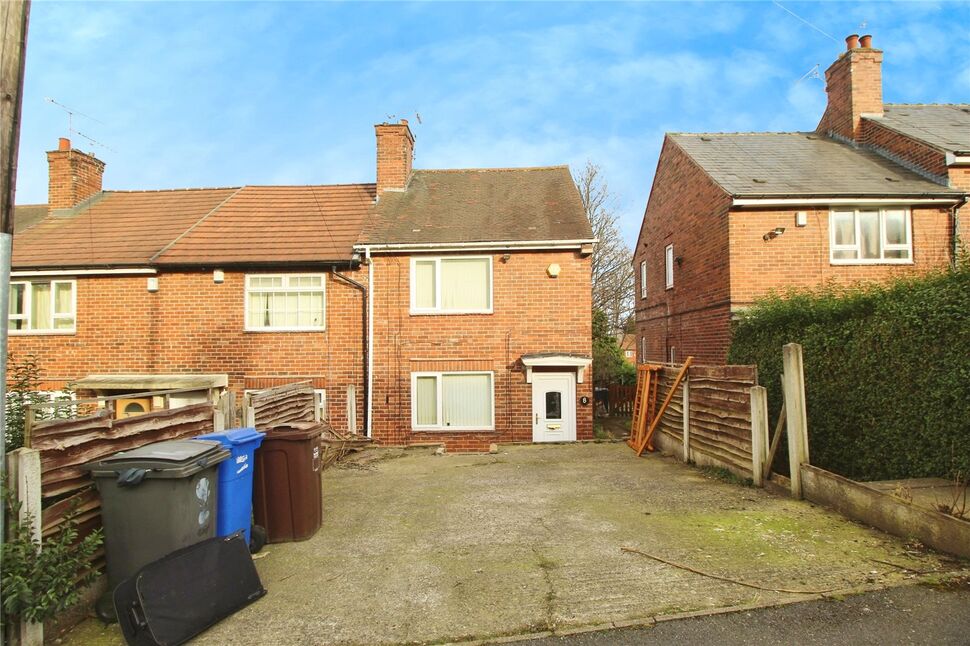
[1,3,32,632]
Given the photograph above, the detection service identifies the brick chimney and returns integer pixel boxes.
[816,34,883,142]
[375,119,414,195]
[47,137,105,211]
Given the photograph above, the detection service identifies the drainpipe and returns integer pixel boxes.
[951,197,968,267]
[365,247,374,438]
[331,269,368,435]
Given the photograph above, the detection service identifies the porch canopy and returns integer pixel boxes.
[521,353,592,383]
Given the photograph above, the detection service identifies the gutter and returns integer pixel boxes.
[732,196,964,207]
[11,267,157,277]
[355,239,597,253]
[330,269,368,435]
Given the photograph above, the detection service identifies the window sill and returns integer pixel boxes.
[409,310,494,316]
[244,328,327,333]
[9,330,76,336]
[828,259,914,266]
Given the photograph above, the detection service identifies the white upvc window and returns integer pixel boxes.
[640,336,646,364]
[664,245,674,289]
[639,260,647,299]
[245,274,326,331]
[410,256,493,314]
[9,280,76,334]
[411,371,494,431]
[829,208,912,264]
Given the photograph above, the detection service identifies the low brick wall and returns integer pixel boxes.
[800,464,970,560]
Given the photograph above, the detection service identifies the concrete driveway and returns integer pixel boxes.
[66,443,963,645]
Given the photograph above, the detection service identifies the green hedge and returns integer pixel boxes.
[728,263,970,481]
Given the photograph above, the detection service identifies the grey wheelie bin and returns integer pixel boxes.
[85,439,230,622]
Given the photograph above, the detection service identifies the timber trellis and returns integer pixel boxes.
[641,362,762,483]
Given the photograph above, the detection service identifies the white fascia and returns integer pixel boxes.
[11,268,158,277]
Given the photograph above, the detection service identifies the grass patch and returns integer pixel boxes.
[699,465,754,487]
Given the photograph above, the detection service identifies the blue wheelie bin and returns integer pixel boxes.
[195,427,265,545]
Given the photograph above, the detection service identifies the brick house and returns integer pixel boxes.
[11,122,594,450]
[633,35,968,365]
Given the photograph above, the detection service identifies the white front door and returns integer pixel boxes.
[532,372,576,443]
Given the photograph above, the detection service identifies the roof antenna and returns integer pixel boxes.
[795,64,822,84]
[414,112,422,125]
[45,97,115,152]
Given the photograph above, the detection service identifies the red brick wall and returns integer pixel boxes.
[8,270,367,435]
[817,48,883,141]
[46,143,104,211]
[861,119,948,178]
[375,121,414,194]
[727,206,954,307]
[634,137,733,364]
[369,250,593,451]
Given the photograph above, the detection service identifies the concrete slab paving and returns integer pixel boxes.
[59,443,966,645]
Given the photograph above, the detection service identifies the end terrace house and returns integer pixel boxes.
[633,34,967,365]
[11,121,595,450]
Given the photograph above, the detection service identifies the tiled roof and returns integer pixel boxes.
[154,184,375,265]
[867,104,970,154]
[359,166,592,245]
[12,204,48,233]
[670,132,963,198]
[12,184,375,269]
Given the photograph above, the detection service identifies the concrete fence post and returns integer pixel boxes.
[749,385,769,487]
[213,410,225,434]
[681,377,690,463]
[782,343,810,498]
[7,448,44,646]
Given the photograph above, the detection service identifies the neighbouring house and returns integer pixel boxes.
[617,334,636,362]
[11,121,595,450]
[633,34,968,365]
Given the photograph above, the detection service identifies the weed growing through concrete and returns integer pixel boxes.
[698,465,754,487]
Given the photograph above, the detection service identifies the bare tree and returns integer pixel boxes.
[574,162,634,335]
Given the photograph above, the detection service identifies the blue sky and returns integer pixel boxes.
[15,1,970,245]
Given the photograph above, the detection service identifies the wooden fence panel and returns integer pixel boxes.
[607,384,636,416]
[249,382,315,428]
[649,363,758,480]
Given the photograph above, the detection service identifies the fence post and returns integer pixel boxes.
[213,410,225,433]
[7,448,44,646]
[749,386,768,487]
[681,377,690,463]
[782,343,810,498]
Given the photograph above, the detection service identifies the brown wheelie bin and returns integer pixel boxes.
[252,422,324,542]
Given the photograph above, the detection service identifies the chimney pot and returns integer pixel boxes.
[859,34,872,48]
[845,34,860,50]
[58,137,71,151]
[399,118,408,126]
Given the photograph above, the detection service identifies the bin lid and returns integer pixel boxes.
[265,422,325,441]
[85,440,230,479]
[196,427,265,446]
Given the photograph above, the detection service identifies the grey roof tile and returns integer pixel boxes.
[360,166,592,245]
[868,104,970,154]
[670,132,962,198]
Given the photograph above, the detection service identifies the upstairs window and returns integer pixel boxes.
[639,260,647,299]
[830,208,911,264]
[664,244,674,289]
[246,274,326,331]
[10,280,76,333]
[411,257,492,314]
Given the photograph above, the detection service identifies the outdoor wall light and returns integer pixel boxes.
[147,277,159,293]
[501,253,511,263]
[763,227,786,242]
[547,263,561,278]
[675,256,684,267]
[213,269,225,284]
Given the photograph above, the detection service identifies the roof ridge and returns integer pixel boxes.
[417,165,569,173]
[107,186,242,194]
[670,131,816,137]
[244,182,377,189]
[884,103,970,108]
[149,187,245,262]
